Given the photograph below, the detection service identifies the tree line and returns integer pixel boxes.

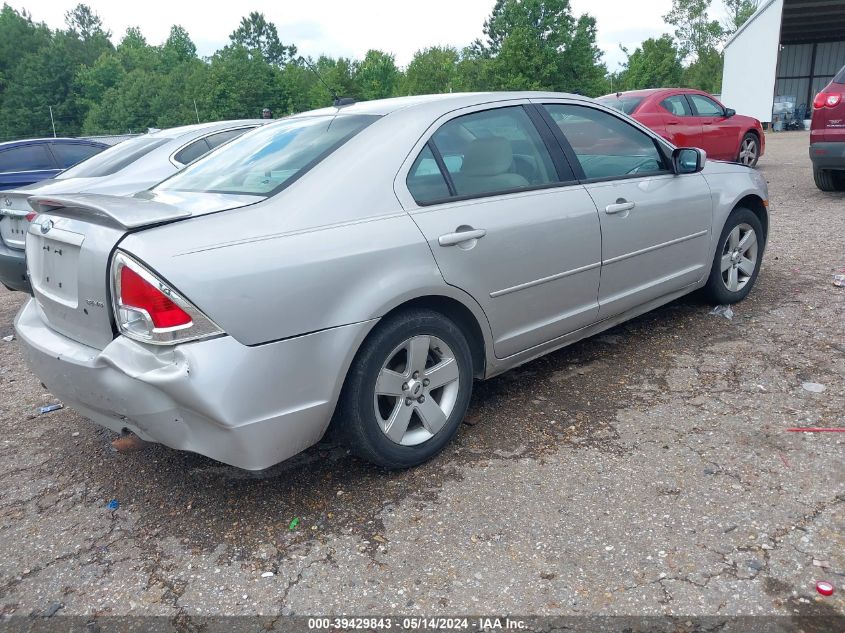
[0,0,758,141]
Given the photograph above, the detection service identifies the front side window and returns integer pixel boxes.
[51,143,104,168]
[157,114,378,196]
[58,136,169,179]
[661,95,692,117]
[544,104,667,180]
[0,144,55,173]
[688,94,724,117]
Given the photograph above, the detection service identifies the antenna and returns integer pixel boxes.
[298,56,354,107]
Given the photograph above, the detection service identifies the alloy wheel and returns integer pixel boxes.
[373,335,460,446]
[720,222,758,292]
[738,138,758,166]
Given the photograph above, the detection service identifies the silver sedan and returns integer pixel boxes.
[15,92,769,470]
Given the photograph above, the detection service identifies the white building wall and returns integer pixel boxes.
[721,0,784,122]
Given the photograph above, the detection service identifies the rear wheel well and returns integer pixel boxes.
[380,296,487,378]
[735,195,768,245]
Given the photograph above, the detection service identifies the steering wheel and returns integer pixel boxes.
[626,159,658,175]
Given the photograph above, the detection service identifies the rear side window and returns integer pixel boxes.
[205,128,252,150]
[51,143,103,168]
[660,95,692,117]
[426,106,560,200]
[0,144,56,173]
[688,94,724,117]
[544,104,667,180]
[58,137,170,179]
[157,115,378,197]
[173,138,211,166]
[407,145,451,204]
[596,96,645,115]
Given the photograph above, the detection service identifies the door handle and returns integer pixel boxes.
[605,200,635,215]
[438,228,486,246]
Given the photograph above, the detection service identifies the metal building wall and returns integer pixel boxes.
[775,41,845,113]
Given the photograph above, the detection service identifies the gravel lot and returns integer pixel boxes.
[0,131,843,625]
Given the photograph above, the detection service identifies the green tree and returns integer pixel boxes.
[620,35,684,90]
[478,0,606,95]
[229,11,296,66]
[683,46,723,93]
[723,0,758,35]
[404,46,459,95]
[0,4,51,102]
[355,49,400,100]
[663,0,723,60]
[202,45,286,119]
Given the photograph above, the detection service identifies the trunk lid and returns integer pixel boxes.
[25,191,258,350]
[812,78,845,144]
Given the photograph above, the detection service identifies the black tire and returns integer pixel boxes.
[702,207,764,305]
[813,166,845,192]
[337,308,474,469]
[737,132,760,167]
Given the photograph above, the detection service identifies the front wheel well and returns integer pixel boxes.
[734,195,768,245]
[380,296,487,379]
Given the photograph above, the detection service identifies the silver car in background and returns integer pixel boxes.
[0,120,264,291]
[15,92,769,470]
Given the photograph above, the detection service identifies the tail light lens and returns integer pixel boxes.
[813,92,843,109]
[111,251,223,345]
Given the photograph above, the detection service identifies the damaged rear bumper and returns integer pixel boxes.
[15,298,375,470]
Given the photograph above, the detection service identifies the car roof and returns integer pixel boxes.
[145,119,267,140]
[289,92,592,119]
[0,137,108,149]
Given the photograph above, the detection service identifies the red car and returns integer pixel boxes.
[597,88,765,167]
[809,62,845,191]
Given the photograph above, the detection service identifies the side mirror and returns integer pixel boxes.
[673,147,706,174]
[725,108,736,118]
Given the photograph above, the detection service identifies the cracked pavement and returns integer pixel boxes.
[0,131,843,622]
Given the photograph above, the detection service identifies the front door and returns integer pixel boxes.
[395,104,603,359]
[538,102,713,319]
[687,93,737,160]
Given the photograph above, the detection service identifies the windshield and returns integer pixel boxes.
[57,136,169,179]
[596,96,645,115]
[155,114,379,197]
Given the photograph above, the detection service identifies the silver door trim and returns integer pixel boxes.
[490,261,601,298]
[603,229,708,266]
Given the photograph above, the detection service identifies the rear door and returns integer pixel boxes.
[537,101,712,319]
[395,102,603,359]
[658,93,703,149]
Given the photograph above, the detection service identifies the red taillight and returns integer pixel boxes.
[814,92,843,109]
[25,212,37,222]
[119,266,192,329]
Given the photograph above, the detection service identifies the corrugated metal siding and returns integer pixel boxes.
[815,41,845,75]
[777,44,813,76]
[775,40,845,110]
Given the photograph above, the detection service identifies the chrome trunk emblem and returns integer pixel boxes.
[39,219,53,234]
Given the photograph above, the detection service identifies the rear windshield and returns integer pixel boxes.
[596,96,645,115]
[835,64,845,84]
[155,114,379,197]
[57,136,169,179]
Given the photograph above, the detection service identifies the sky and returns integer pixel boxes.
[10,0,716,71]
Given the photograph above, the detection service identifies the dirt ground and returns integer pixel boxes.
[0,131,843,627]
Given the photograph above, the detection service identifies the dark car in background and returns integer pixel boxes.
[810,63,845,192]
[598,88,766,167]
[0,138,107,190]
